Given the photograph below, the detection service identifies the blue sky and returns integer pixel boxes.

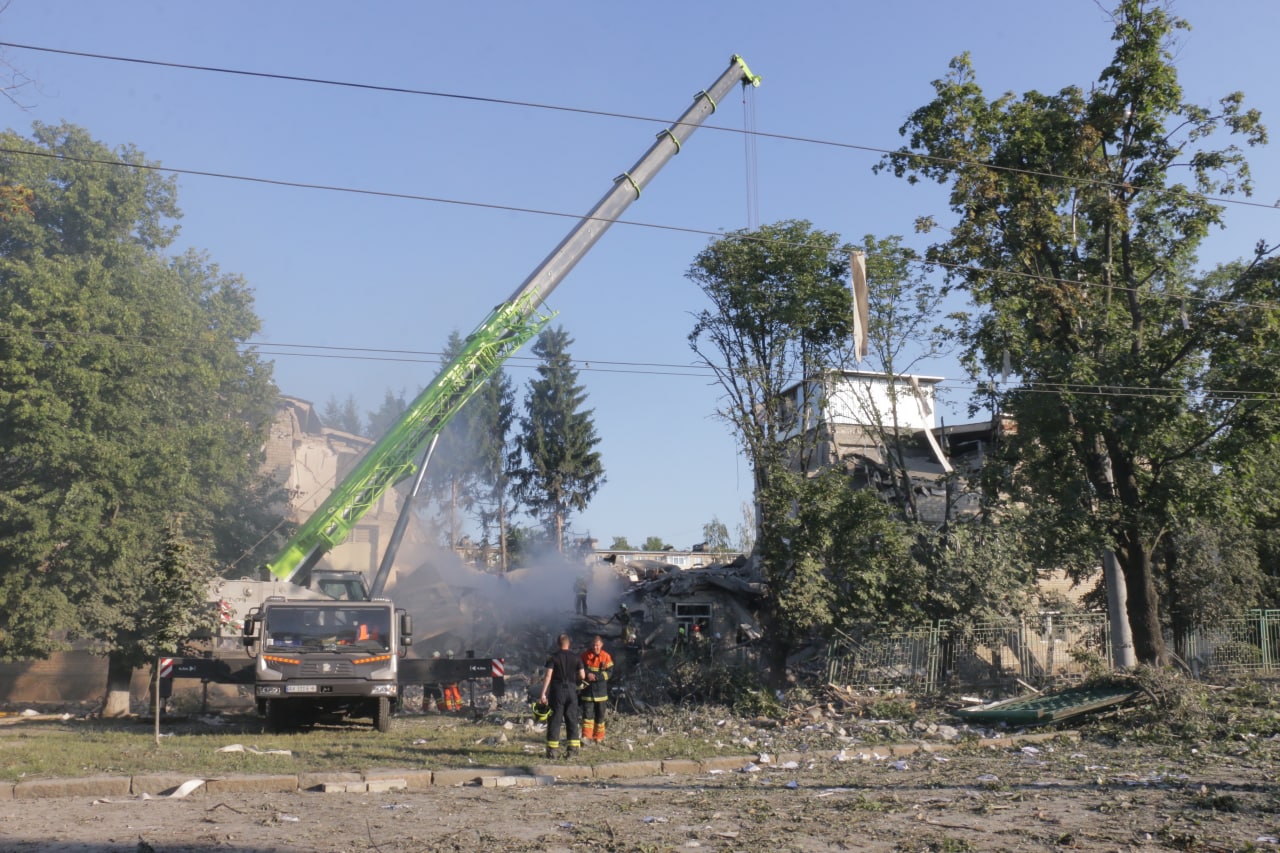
[3,1,1277,550]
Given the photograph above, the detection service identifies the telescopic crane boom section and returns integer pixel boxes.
[266,55,761,585]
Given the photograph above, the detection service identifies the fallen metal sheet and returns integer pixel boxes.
[952,684,1142,725]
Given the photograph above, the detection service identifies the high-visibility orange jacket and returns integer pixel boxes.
[580,649,613,701]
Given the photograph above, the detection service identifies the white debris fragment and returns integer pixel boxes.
[890,760,910,771]
[785,780,799,789]
[740,762,762,773]
[642,816,668,823]
[275,813,300,823]
[976,774,1001,783]
[215,744,291,755]
[168,779,206,798]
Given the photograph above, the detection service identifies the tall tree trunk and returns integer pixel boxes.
[1117,533,1167,665]
[499,500,508,571]
[761,596,791,691]
[101,650,136,717]
[449,476,458,550]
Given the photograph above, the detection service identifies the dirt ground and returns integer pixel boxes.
[1,729,1277,853]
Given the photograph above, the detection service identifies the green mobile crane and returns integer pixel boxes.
[234,55,761,731]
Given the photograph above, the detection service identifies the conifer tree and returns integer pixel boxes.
[512,327,604,552]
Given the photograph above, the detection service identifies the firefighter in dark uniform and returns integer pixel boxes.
[539,633,585,759]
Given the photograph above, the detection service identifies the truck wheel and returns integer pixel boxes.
[266,699,290,733]
[373,696,392,732]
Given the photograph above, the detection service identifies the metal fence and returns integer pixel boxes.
[826,610,1280,693]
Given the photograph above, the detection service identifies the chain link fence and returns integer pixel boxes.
[826,610,1280,693]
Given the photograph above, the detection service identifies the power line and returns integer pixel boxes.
[2,40,1277,215]
[0,145,731,239]
[4,145,1277,316]
[5,327,1278,406]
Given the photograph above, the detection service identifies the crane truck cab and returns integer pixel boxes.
[242,596,412,732]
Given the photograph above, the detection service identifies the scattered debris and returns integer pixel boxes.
[952,684,1144,726]
[214,744,292,755]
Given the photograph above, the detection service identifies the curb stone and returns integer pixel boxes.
[14,776,131,799]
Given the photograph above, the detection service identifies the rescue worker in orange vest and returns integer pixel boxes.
[579,634,614,744]
[442,650,462,712]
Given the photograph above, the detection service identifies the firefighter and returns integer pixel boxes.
[579,634,614,744]
[574,575,590,616]
[539,633,585,759]
[672,624,688,655]
[442,650,462,712]
[614,603,635,645]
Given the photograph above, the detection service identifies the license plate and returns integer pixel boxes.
[285,684,318,693]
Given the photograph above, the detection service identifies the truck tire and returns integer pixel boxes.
[266,698,290,733]
[372,696,392,733]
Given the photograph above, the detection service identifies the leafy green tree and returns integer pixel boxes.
[878,0,1276,663]
[512,327,604,552]
[321,394,363,435]
[608,536,634,551]
[129,519,218,704]
[0,123,279,712]
[1161,518,1265,646]
[687,219,856,686]
[641,536,667,552]
[757,468,920,644]
[365,388,408,440]
[702,517,731,552]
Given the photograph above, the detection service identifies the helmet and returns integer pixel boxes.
[431,651,441,659]
[531,701,552,723]
[445,649,455,658]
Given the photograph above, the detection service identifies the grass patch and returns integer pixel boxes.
[0,705,788,782]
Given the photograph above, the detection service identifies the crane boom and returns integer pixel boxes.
[266,55,761,584]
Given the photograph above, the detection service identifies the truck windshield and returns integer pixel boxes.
[264,606,390,652]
